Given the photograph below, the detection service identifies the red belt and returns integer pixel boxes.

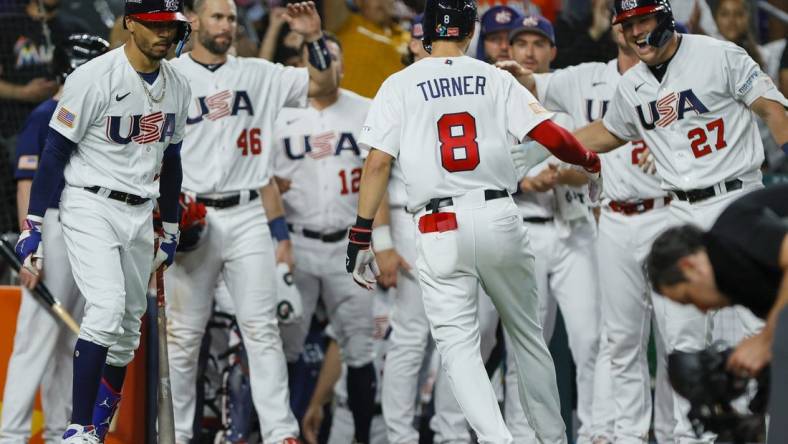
[608,197,671,215]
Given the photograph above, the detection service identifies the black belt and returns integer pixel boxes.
[196,190,259,208]
[425,189,509,213]
[84,186,150,206]
[670,179,742,204]
[522,216,554,224]
[288,224,347,243]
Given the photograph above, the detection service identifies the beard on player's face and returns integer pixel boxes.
[199,28,233,55]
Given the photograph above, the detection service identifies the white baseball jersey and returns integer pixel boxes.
[170,54,309,194]
[360,56,552,211]
[272,89,371,232]
[603,35,788,191]
[535,60,667,201]
[50,46,190,198]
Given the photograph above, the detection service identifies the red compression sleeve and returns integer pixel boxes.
[527,119,596,168]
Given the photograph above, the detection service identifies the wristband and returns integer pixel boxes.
[372,225,393,252]
[306,36,332,71]
[269,216,290,242]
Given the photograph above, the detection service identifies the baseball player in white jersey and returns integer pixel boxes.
[499,15,616,444]
[374,15,504,444]
[574,0,788,442]
[14,1,192,441]
[164,0,336,443]
[502,20,678,444]
[269,35,380,444]
[346,0,602,441]
[1,35,108,444]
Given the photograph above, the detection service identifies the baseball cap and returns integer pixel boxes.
[509,14,555,46]
[411,13,424,40]
[479,5,521,39]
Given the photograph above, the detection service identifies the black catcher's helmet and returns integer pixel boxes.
[422,0,477,54]
[52,34,110,81]
[613,0,675,48]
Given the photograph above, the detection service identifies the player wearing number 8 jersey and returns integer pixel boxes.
[574,0,788,441]
[164,0,337,443]
[346,0,600,442]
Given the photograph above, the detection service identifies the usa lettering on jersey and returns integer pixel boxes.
[635,89,709,130]
[186,90,254,124]
[283,131,361,160]
[106,112,176,144]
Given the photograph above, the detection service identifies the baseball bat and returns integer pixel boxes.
[0,236,80,335]
[155,266,176,444]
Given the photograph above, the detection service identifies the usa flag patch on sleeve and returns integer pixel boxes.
[17,155,38,170]
[57,107,76,128]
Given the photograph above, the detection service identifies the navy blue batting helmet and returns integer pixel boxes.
[613,0,675,48]
[422,0,478,53]
[52,34,110,81]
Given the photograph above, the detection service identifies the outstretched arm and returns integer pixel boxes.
[527,119,601,172]
[573,120,627,153]
[284,1,338,98]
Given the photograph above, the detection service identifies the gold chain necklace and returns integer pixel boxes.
[137,67,167,104]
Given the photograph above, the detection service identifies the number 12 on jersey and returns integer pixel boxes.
[437,112,480,172]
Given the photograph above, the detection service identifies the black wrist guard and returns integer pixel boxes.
[306,36,332,71]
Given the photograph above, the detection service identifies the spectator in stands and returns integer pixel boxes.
[0,0,64,144]
[551,0,616,69]
[475,5,520,63]
[713,0,786,82]
[672,0,720,37]
[325,0,409,98]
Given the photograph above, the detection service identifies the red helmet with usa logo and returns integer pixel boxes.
[613,0,675,48]
[124,0,191,55]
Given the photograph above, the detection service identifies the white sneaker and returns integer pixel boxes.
[62,424,100,444]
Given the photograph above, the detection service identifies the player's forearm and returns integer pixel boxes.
[260,179,286,220]
[308,339,342,408]
[258,22,284,61]
[16,180,32,230]
[557,168,589,186]
[372,191,391,228]
[752,97,788,148]
[357,150,393,220]
[573,120,626,153]
[0,79,22,101]
[528,120,598,167]
[27,129,75,219]
[158,143,183,225]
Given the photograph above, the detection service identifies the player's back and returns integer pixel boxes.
[368,55,549,211]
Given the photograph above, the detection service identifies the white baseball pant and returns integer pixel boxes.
[381,207,501,444]
[280,233,375,367]
[0,209,83,444]
[597,205,674,443]
[328,404,388,444]
[415,191,565,444]
[59,186,152,367]
[518,220,613,444]
[165,199,298,444]
[659,182,765,444]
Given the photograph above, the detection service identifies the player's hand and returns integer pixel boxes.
[276,239,295,272]
[152,222,179,274]
[15,78,58,103]
[727,331,772,377]
[495,60,535,93]
[637,148,656,175]
[283,1,323,42]
[273,176,292,194]
[302,402,324,444]
[268,6,289,29]
[346,223,379,290]
[15,216,44,289]
[583,151,601,174]
[588,0,612,41]
[375,248,411,288]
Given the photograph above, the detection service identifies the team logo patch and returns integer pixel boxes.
[529,102,548,114]
[495,10,512,24]
[57,107,76,128]
[522,16,539,27]
[447,27,459,36]
[17,155,38,170]
[435,24,448,36]
[622,0,638,11]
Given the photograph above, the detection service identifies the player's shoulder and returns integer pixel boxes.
[558,60,610,78]
[338,88,372,107]
[160,57,191,91]
[682,33,742,59]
